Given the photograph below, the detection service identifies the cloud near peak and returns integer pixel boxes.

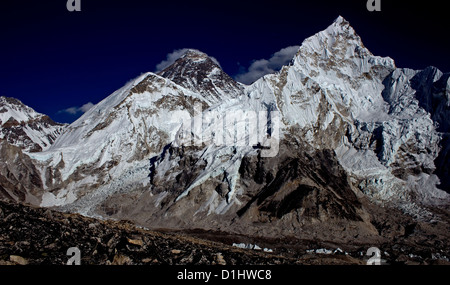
[235,45,300,85]
[58,102,94,115]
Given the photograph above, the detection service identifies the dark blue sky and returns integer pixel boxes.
[1,0,449,123]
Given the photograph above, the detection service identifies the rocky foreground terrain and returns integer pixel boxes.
[1,199,449,265]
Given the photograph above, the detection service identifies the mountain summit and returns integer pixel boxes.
[158,49,243,101]
[0,96,66,152]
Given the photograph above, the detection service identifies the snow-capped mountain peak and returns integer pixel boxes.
[179,49,210,60]
[328,15,357,37]
[158,49,243,102]
[294,16,395,78]
[0,96,66,152]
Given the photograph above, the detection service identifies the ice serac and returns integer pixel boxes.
[0,96,66,153]
[158,49,244,103]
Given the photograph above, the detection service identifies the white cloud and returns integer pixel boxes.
[155,48,221,72]
[80,102,94,113]
[155,49,190,72]
[235,45,300,85]
[62,106,79,115]
[59,102,94,115]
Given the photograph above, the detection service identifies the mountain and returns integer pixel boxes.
[0,96,66,203]
[73,16,446,243]
[0,96,66,152]
[0,17,449,256]
[27,52,229,208]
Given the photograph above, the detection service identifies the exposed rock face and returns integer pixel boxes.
[0,142,43,204]
[0,96,66,153]
[236,145,363,223]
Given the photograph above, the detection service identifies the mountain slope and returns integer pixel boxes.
[28,55,241,208]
